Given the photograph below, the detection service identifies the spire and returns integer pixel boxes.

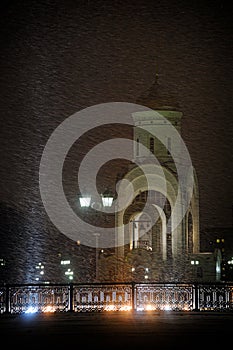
[136,73,180,111]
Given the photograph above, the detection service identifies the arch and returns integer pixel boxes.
[115,164,184,259]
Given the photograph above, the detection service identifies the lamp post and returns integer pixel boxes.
[78,189,114,282]
[93,233,100,281]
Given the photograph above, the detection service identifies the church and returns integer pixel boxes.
[99,77,222,283]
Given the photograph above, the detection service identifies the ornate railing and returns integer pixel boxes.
[0,282,232,314]
[73,283,132,312]
[135,283,194,311]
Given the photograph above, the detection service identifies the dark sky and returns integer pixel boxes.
[0,0,233,239]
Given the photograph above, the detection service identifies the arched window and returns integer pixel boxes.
[149,137,154,154]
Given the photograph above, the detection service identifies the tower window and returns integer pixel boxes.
[136,138,139,156]
[149,137,154,154]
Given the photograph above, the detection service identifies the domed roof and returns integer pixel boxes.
[136,75,180,111]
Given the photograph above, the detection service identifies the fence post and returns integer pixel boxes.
[69,283,74,312]
[131,282,136,312]
[5,284,10,314]
[193,283,199,311]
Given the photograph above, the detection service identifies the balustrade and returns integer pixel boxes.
[0,282,232,314]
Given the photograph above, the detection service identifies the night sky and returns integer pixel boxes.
[0,0,233,257]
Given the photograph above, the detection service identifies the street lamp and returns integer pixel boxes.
[78,190,114,208]
[78,189,114,281]
[101,189,114,207]
[93,233,100,281]
[79,195,91,208]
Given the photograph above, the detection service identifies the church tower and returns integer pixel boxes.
[111,75,200,282]
[99,75,222,283]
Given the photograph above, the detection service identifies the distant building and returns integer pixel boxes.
[200,227,233,281]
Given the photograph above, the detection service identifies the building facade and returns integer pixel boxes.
[99,80,221,283]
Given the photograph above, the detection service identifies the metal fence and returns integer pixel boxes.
[0,282,233,314]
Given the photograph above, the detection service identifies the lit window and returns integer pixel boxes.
[191,260,199,265]
[61,260,70,265]
[0,259,5,266]
[35,262,45,270]
[65,269,74,277]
